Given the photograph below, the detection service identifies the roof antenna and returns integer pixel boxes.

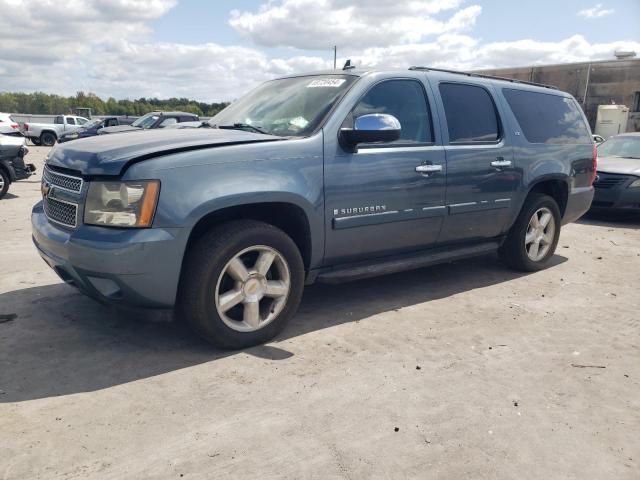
[342,59,355,70]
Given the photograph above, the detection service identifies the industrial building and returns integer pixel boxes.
[477,55,640,134]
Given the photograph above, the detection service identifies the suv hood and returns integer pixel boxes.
[46,128,283,176]
[597,155,640,175]
[98,125,141,134]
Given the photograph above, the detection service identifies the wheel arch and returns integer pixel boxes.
[0,160,14,183]
[40,129,58,139]
[525,175,570,217]
[183,201,314,274]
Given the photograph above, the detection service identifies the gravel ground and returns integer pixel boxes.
[1,146,639,479]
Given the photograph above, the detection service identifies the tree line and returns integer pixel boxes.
[0,91,230,117]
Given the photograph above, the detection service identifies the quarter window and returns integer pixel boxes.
[503,88,591,144]
[348,80,433,144]
[439,83,500,143]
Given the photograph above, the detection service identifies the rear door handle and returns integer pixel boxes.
[490,159,512,168]
[415,164,443,175]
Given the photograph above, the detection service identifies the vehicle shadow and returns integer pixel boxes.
[0,192,18,200]
[578,210,640,229]
[0,253,566,403]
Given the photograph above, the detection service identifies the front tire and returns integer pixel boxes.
[0,169,9,199]
[177,220,305,349]
[500,193,561,271]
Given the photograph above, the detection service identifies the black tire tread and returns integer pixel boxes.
[177,220,304,349]
[500,193,561,272]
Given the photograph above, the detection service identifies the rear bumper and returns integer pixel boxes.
[592,186,640,210]
[562,186,594,224]
[31,202,187,309]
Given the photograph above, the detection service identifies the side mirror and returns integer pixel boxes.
[340,113,401,149]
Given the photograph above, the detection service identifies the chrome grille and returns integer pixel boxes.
[43,165,83,193]
[44,196,78,228]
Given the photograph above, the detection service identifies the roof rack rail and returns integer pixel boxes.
[408,66,558,90]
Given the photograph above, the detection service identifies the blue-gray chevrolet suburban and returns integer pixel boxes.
[32,67,596,349]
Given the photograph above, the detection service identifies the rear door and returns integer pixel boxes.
[432,80,518,242]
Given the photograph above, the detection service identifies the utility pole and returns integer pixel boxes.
[333,46,337,69]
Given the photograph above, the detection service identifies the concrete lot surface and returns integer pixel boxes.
[1,146,639,479]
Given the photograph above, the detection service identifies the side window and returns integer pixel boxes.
[348,79,433,144]
[54,116,63,124]
[502,89,592,144]
[439,83,500,143]
[159,117,178,127]
[66,117,76,125]
[76,117,87,125]
[107,119,118,127]
[180,116,196,123]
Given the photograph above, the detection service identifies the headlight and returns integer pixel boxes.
[629,178,640,188]
[84,180,160,227]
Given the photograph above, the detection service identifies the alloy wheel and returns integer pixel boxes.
[525,207,555,261]
[214,245,291,332]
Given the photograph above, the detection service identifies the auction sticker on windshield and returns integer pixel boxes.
[307,79,346,88]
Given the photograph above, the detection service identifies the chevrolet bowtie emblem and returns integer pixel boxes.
[41,181,51,198]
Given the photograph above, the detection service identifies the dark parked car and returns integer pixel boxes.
[0,134,35,199]
[58,116,136,143]
[591,133,640,210]
[33,67,595,349]
[98,111,199,135]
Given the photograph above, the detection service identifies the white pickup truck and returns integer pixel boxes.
[23,115,89,146]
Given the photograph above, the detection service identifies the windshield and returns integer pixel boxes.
[82,119,103,129]
[132,113,160,129]
[210,75,357,137]
[598,136,640,159]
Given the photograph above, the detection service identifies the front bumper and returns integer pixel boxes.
[592,186,640,210]
[0,156,35,181]
[32,201,188,309]
[562,186,595,225]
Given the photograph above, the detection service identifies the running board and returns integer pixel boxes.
[316,241,500,284]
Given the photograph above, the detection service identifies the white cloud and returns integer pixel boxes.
[0,0,637,103]
[578,3,614,18]
[229,0,480,50]
[350,35,640,71]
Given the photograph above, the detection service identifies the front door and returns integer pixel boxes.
[323,78,447,265]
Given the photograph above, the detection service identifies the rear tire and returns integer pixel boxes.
[500,193,561,271]
[0,169,9,199]
[177,220,305,349]
[40,132,56,146]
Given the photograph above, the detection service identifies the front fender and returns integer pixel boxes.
[123,134,326,268]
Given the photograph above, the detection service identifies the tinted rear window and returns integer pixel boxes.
[502,89,591,144]
[439,83,500,143]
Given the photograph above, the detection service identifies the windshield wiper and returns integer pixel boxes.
[215,123,270,135]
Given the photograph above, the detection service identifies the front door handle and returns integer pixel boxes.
[415,164,443,175]
[490,159,512,168]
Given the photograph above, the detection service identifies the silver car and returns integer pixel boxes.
[592,133,640,210]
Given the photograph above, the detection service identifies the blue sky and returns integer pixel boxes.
[0,0,638,101]
[149,0,639,52]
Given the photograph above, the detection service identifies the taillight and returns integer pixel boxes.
[590,143,598,185]
[11,123,18,129]
[24,123,29,131]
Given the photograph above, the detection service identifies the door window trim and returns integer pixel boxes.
[438,81,504,146]
[344,77,436,150]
